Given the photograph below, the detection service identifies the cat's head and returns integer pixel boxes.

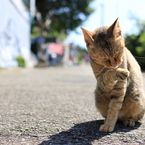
[81,18,125,69]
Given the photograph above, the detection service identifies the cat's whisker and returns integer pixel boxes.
[107,66,118,71]
[114,65,119,69]
[100,67,105,73]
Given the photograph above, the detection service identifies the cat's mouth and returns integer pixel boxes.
[106,65,119,70]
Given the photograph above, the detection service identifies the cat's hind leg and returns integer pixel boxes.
[122,109,144,127]
[123,119,135,127]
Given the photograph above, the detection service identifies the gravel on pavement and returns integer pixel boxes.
[0,66,145,145]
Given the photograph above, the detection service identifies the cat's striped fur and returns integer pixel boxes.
[81,18,145,132]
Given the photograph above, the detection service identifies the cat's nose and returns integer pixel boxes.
[109,60,118,67]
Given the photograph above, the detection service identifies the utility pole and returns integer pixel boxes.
[30,0,35,17]
[100,3,104,26]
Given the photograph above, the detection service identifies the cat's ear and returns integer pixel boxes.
[81,27,94,45]
[108,18,122,38]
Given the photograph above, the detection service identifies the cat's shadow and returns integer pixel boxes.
[39,120,141,145]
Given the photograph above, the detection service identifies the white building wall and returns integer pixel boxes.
[0,0,31,67]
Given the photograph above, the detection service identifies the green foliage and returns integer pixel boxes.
[31,25,41,39]
[76,45,88,64]
[16,56,26,67]
[125,20,145,70]
[76,45,87,53]
[34,0,94,37]
[77,53,85,64]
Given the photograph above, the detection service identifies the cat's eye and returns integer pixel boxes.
[115,50,122,57]
[107,60,111,64]
[114,58,117,61]
[103,59,110,63]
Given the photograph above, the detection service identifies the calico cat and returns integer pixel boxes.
[81,18,145,132]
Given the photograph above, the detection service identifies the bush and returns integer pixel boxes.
[16,56,26,67]
[125,20,145,71]
[77,54,85,64]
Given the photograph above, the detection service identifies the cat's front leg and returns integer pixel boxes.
[99,92,124,132]
[99,77,128,132]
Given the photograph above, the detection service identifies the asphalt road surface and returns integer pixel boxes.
[0,65,145,145]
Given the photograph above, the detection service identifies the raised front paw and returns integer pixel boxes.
[99,124,114,132]
[116,68,130,81]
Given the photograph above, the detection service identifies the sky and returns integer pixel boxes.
[65,0,145,48]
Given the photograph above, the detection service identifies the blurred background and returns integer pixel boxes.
[0,0,145,70]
